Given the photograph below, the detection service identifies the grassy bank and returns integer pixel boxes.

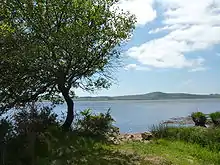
[151,125,220,152]
[118,139,220,165]
[114,124,220,165]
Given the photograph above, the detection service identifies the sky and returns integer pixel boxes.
[76,0,220,97]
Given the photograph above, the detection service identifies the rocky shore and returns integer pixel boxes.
[110,132,154,144]
[162,116,194,125]
[162,115,212,125]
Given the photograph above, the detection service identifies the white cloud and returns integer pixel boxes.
[182,79,193,86]
[126,0,220,69]
[189,67,208,72]
[148,24,188,34]
[124,64,151,71]
[117,0,157,26]
[127,37,205,68]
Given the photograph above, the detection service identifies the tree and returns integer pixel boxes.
[0,0,136,129]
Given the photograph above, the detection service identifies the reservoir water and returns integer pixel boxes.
[53,99,220,133]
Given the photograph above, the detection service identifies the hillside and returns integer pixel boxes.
[76,92,220,101]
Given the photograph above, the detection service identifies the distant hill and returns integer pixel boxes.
[75,92,220,101]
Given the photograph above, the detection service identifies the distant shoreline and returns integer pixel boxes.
[74,92,220,101]
[74,98,220,102]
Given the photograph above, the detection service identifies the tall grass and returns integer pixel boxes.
[150,124,220,152]
[210,111,220,127]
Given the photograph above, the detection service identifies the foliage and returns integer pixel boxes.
[0,104,60,165]
[0,105,143,165]
[13,104,59,134]
[151,125,220,152]
[210,111,220,127]
[191,112,207,127]
[0,0,136,128]
[73,109,119,142]
[0,118,14,142]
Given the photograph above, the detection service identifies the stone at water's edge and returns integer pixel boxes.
[141,132,153,140]
[163,116,194,125]
[110,132,153,144]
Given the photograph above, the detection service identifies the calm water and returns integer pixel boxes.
[53,99,220,133]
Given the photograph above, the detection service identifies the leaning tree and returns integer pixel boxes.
[0,0,136,129]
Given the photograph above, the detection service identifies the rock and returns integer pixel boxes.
[141,132,153,140]
[109,136,121,145]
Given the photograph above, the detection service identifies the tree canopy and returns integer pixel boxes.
[0,0,136,129]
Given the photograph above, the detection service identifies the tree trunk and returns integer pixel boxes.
[58,85,74,130]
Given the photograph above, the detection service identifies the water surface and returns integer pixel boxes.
[54,99,220,133]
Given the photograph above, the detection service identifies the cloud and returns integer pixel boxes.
[126,0,220,69]
[124,64,151,71]
[182,79,193,86]
[217,53,220,56]
[189,67,208,72]
[117,0,157,26]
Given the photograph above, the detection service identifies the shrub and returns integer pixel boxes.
[0,106,141,165]
[13,104,59,135]
[1,105,141,165]
[210,111,220,127]
[73,109,119,142]
[0,103,60,165]
[0,118,14,142]
[191,112,207,127]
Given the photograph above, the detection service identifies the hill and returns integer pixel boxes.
[75,92,220,101]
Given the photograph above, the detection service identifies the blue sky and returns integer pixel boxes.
[77,0,220,96]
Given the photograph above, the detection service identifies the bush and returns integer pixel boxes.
[1,105,138,165]
[14,104,59,134]
[151,125,220,152]
[73,109,119,142]
[191,112,207,127]
[0,103,61,165]
[210,111,220,127]
[0,118,14,142]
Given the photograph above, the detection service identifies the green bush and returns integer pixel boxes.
[151,125,220,152]
[73,109,119,142]
[0,104,60,165]
[210,111,220,127]
[191,112,207,127]
[1,105,141,165]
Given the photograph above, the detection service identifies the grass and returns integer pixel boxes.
[117,139,220,165]
[150,125,220,151]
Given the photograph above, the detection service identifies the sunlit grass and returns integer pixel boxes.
[118,139,220,165]
[150,125,220,151]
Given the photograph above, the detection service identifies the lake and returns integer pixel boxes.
[53,99,220,133]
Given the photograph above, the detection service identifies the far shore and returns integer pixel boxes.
[74,98,220,102]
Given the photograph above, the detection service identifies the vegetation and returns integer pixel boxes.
[73,109,119,142]
[0,102,219,165]
[210,111,220,126]
[0,104,137,165]
[0,0,136,129]
[119,139,220,165]
[191,112,207,127]
[151,124,220,152]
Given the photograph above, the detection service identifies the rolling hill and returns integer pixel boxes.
[75,92,220,101]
